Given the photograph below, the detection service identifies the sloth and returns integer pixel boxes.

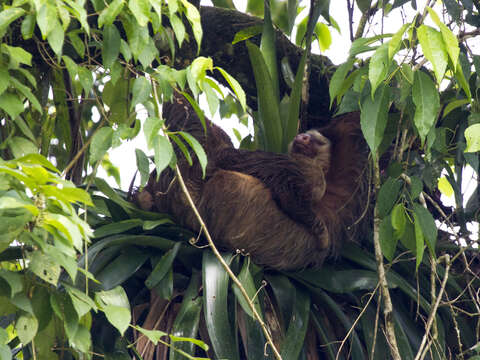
[135,93,367,270]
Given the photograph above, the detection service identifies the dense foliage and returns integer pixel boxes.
[0,0,479,359]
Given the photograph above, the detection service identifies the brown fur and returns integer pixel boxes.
[135,93,367,270]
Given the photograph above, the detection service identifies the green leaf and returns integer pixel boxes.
[47,21,64,56]
[153,135,173,178]
[98,0,124,27]
[413,213,425,270]
[417,25,448,83]
[28,251,61,286]
[377,178,403,218]
[135,148,150,187]
[329,58,355,107]
[145,242,181,289]
[438,177,454,197]
[170,273,203,359]
[170,14,186,47]
[360,83,390,156]
[21,13,35,40]
[0,8,26,38]
[0,269,23,297]
[427,7,459,70]
[391,203,406,238]
[102,24,121,68]
[78,66,94,94]
[67,31,85,57]
[131,76,152,109]
[357,0,372,12]
[9,137,37,158]
[90,127,114,163]
[369,42,389,97]
[94,219,142,238]
[135,326,167,344]
[246,41,282,152]
[379,215,397,261]
[465,123,480,152]
[128,0,150,26]
[412,203,437,255]
[2,45,31,66]
[443,99,470,118]
[181,0,203,52]
[412,71,440,145]
[232,259,262,320]
[202,251,239,360]
[232,25,262,44]
[280,287,310,359]
[96,286,130,308]
[389,23,409,59]
[215,67,246,111]
[178,131,207,178]
[103,305,131,336]
[0,92,24,119]
[15,313,38,344]
[10,78,42,113]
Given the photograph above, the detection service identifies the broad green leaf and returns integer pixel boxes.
[0,92,24,119]
[145,242,181,289]
[135,326,168,344]
[465,123,480,152]
[215,67,246,111]
[427,7,459,70]
[232,25,262,44]
[412,71,440,145]
[377,178,403,218]
[0,269,23,297]
[10,78,42,113]
[15,313,38,344]
[438,177,454,197]
[170,14,186,47]
[0,8,26,38]
[413,203,437,255]
[369,42,389,97]
[98,0,124,27]
[389,23,409,59]
[138,37,158,68]
[379,215,397,262]
[413,213,425,270]
[135,148,150,187]
[2,45,31,66]
[246,41,282,152]
[417,25,448,83]
[90,127,114,163]
[47,21,64,56]
[65,285,97,317]
[143,116,164,147]
[102,24,121,68]
[190,57,213,83]
[36,3,57,39]
[131,76,152,109]
[78,66,94,94]
[21,13,35,40]
[67,31,85,57]
[329,58,355,107]
[360,83,390,156]
[0,67,9,96]
[443,99,470,118]
[95,286,130,309]
[9,137,37,158]
[28,251,61,285]
[178,131,207,178]
[103,305,130,336]
[153,135,173,178]
[391,203,406,238]
[128,0,150,26]
[316,23,331,52]
[181,0,202,52]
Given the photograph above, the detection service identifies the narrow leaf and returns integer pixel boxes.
[417,25,448,83]
[412,71,440,145]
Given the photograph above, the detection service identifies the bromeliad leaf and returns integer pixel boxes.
[412,71,440,145]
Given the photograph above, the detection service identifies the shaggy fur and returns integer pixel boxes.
[135,93,367,270]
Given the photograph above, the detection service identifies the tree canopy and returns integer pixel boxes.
[0,0,479,359]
